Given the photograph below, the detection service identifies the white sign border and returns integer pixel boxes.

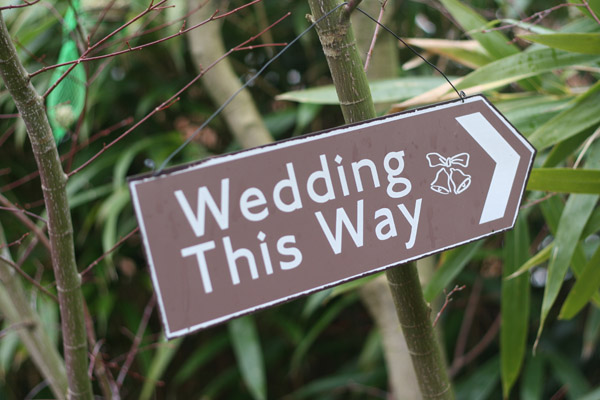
[129,94,536,339]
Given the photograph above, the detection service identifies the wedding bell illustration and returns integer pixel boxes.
[426,152,472,195]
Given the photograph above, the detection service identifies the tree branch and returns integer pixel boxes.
[0,12,93,400]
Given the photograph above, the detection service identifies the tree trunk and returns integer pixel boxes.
[187,0,273,149]
[306,1,453,398]
[0,13,93,400]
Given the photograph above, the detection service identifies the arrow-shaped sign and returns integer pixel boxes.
[129,95,535,338]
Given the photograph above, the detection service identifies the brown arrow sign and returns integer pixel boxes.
[129,95,535,339]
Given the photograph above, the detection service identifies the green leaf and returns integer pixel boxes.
[173,334,229,384]
[139,337,182,400]
[501,216,531,398]
[527,168,600,194]
[405,38,494,68]
[559,244,600,319]
[572,0,600,21]
[520,33,600,55]
[302,289,332,319]
[455,49,600,94]
[423,241,483,302]
[520,355,544,400]
[544,351,591,399]
[454,356,501,400]
[543,129,591,168]
[228,316,266,400]
[439,0,518,59]
[506,242,552,280]
[582,307,600,360]
[536,193,599,345]
[276,76,452,105]
[529,82,600,150]
[581,387,600,400]
[497,95,571,136]
[291,294,357,373]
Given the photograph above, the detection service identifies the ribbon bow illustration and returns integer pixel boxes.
[426,152,470,169]
[426,152,471,195]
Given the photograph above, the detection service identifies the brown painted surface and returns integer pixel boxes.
[129,95,535,338]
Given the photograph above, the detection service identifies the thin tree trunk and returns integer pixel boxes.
[187,0,273,149]
[306,1,453,398]
[0,13,93,400]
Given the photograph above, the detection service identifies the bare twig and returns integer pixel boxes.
[1,117,133,192]
[0,195,50,251]
[88,0,119,42]
[449,315,501,377]
[0,113,19,119]
[0,0,41,11]
[549,384,569,400]
[0,124,15,147]
[38,0,170,98]
[117,294,156,387]
[0,321,36,339]
[433,284,466,328]
[80,227,139,278]
[452,279,482,366]
[364,0,387,72]
[69,11,290,177]
[481,3,587,33]
[32,0,266,86]
[0,205,47,223]
[0,256,58,302]
[0,232,30,249]
[583,0,600,25]
[574,125,600,168]
[520,192,558,210]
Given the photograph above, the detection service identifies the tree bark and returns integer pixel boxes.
[306,1,453,398]
[0,13,93,400]
[187,0,273,149]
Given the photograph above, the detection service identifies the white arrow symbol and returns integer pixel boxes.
[455,112,520,224]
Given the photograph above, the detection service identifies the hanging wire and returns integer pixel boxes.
[355,6,465,102]
[155,2,464,175]
[155,2,348,174]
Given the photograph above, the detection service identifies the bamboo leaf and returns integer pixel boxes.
[276,76,452,105]
[139,338,182,400]
[454,356,501,400]
[405,38,494,68]
[506,243,552,280]
[439,0,518,59]
[527,168,600,194]
[520,33,600,55]
[558,244,600,320]
[572,0,600,20]
[497,95,571,136]
[582,307,600,360]
[529,81,600,150]
[520,355,544,400]
[455,49,600,94]
[423,241,483,302]
[228,316,266,400]
[536,193,599,345]
[544,351,591,398]
[501,216,531,398]
[291,294,357,374]
[173,334,229,384]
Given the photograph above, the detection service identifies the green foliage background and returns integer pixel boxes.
[0,0,599,398]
